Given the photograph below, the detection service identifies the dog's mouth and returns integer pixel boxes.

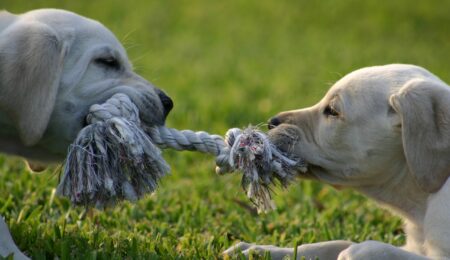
[79,82,173,127]
[267,124,314,177]
[306,164,327,180]
[267,123,301,153]
[268,123,329,181]
[119,89,169,127]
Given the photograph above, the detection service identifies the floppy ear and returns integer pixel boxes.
[0,21,69,146]
[389,78,450,193]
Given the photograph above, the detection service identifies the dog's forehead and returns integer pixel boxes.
[324,67,401,115]
[324,64,440,117]
[25,9,126,54]
[76,22,126,55]
[326,65,424,103]
[327,76,389,106]
[330,64,439,98]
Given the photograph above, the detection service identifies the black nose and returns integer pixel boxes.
[268,116,281,129]
[157,89,173,117]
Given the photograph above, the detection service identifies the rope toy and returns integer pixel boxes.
[57,93,307,212]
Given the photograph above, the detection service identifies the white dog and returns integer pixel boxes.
[0,9,173,259]
[225,64,450,259]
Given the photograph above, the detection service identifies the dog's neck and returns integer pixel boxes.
[355,165,433,255]
[355,165,428,225]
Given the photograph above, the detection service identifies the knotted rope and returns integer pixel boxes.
[57,93,307,212]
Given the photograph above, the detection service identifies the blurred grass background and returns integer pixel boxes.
[1,0,449,258]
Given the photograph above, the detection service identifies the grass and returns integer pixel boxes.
[1,0,450,258]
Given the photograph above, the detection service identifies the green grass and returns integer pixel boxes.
[1,0,450,259]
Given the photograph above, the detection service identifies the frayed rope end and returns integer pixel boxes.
[56,94,170,208]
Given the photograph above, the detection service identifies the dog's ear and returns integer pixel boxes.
[389,78,450,193]
[0,21,70,146]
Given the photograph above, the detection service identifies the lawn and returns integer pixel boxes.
[1,0,450,259]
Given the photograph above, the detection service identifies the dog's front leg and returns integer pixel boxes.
[338,241,429,260]
[223,240,353,259]
[0,216,29,259]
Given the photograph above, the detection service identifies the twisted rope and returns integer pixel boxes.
[57,93,306,212]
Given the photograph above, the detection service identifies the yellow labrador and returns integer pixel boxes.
[0,9,172,258]
[225,64,450,259]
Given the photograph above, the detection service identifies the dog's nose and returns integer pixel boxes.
[268,116,281,129]
[157,89,173,117]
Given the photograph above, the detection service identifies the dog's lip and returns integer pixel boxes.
[297,162,318,177]
[308,163,324,175]
[307,164,352,188]
[304,163,349,186]
[267,126,318,180]
[268,123,301,144]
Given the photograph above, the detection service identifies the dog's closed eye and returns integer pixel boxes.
[94,56,121,70]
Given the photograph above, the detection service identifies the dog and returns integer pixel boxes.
[0,9,173,258]
[224,64,450,259]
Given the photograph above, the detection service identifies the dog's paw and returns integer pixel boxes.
[222,242,271,258]
[338,241,399,260]
[222,241,254,257]
[223,242,291,259]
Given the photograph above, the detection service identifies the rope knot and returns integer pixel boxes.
[87,94,140,124]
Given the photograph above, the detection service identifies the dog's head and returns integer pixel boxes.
[268,64,450,193]
[0,9,173,163]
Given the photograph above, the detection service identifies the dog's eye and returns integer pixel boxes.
[94,57,120,70]
[324,105,339,117]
